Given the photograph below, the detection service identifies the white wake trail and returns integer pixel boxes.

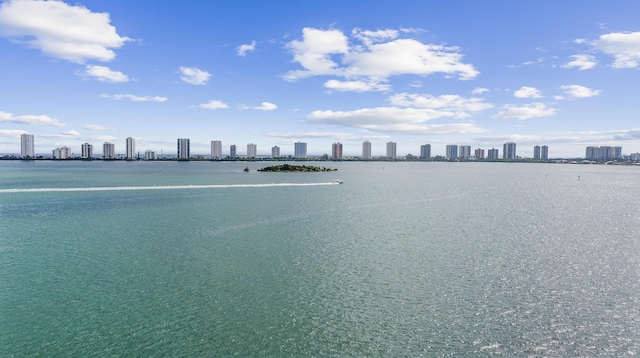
[0,182,340,193]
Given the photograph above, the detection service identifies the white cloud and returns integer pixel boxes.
[283,27,478,86]
[324,79,390,92]
[513,86,543,99]
[199,100,229,109]
[388,93,493,115]
[472,87,489,95]
[100,94,167,102]
[179,67,211,85]
[0,129,27,137]
[84,124,107,131]
[308,106,486,135]
[591,31,640,68]
[265,131,360,139]
[493,103,557,120]
[251,102,277,111]
[562,54,597,70]
[0,0,130,63]
[237,40,256,56]
[61,130,80,136]
[0,110,64,127]
[79,65,128,83]
[560,85,601,99]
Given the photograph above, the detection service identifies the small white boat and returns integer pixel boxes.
[334,179,343,184]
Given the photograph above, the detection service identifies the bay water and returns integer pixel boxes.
[1,161,639,356]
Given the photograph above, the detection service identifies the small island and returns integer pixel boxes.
[257,164,337,172]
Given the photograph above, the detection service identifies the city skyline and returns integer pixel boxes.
[2,1,640,157]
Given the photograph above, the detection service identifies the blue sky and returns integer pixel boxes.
[1,0,640,158]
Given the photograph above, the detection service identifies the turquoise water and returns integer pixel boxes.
[1,161,639,356]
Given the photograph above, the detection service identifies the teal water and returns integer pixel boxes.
[1,161,639,356]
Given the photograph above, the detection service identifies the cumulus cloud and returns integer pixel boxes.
[79,65,128,83]
[237,40,256,56]
[179,67,211,85]
[265,131,361,139]
[591,31,640,68]
[514,86,543,99]
[84,124,107,131]
[0,0,130,63]
[199,100,229,109]
[472,87,489,94]
[283,27,478,89]
[0,129,27,137]
[562,54,597,70]
[560,85,601,99]
[0,110,64,127]
[388,93,493,115]
[324,79,390,92]
[493,103,557,120]
[241,102,277,111]
[100,94,168,102]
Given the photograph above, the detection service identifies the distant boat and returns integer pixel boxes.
[334,179,343,184]
[243,167,250,172]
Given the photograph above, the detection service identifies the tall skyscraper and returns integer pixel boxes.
[177,138,190,159]
[81,143,93,158]
[503,142,517,159]
[294,142,307,159]
[126,137,135,159]
[541,145,549,160]
[487,148,499,159]
[458,145,471,159]
[20,133,34,158]
[271,146,280,158]
[386,141,396,159]
[585,146,621,160]
[474,148,485,159]
[103,142,115,159]
[362,141,372,159]
[533,145,541,160]
[420,144,431,159]
[229,145,237,159]
[332,142,343,159]
[445,145,458,160]
[211,140,222,159]
[247,143,257,158]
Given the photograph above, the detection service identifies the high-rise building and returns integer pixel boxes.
[126,137,135,159]
[211,140,222,159]
[458,145,471,159]
[541,145,549,160]
[445,145,458,160]
[271,146,280,158]
[533,145,541,160]
[585,146,622,160]
[503,142,517,159]
[247,143,257,158]
[144,150,157,160]
[21,133,34,158]
[294,142,307,159]
[420,144,431,159]
[52,146,71,159]
[81,143,93,158]
[229,145,237,159]
[103,142,115,159]
[386,141,396,159]
[332,142,343,159]
[362,141,372,159]
[177,138,190,159]
[487,148,499,159]
[475,148,485,159]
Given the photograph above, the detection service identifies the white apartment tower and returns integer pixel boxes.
[52,146,71,159]
[271,146,280,158]
[247,143,257,158]
[420,144,431,159]
[211,140,222,159]
[177,138,190,159]
[386,141,396,159]
[126,137,135,159]
[21,133,34,158]
[362,141,372,160]
[81,143,93,158]
[294,142,307,159]
[445,145,458,160]
[103,142,115,159]
[541,145,549,160]
[458,145,471,159]
[503,142,517,160]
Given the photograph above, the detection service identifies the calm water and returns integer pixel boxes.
[1,161,639,357]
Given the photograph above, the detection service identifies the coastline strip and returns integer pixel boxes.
[0,182,340,193]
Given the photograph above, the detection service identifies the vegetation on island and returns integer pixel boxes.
[257,164,337,172]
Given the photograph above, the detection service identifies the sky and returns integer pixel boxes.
[1,0,640,158]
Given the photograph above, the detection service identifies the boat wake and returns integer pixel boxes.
[0,182,341,194]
